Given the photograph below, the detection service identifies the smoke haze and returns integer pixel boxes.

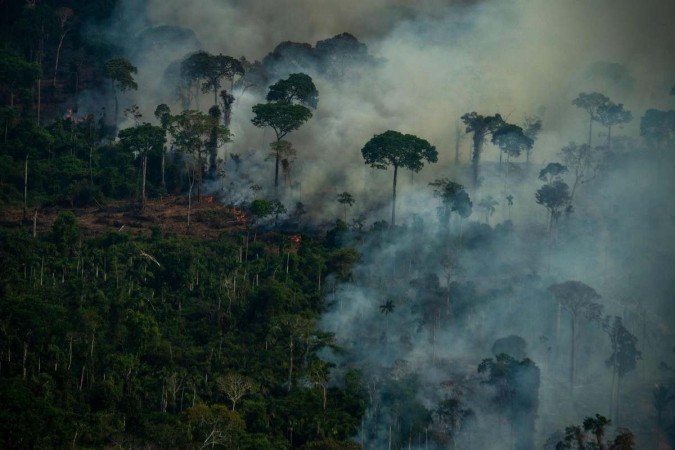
[88,0,675,447]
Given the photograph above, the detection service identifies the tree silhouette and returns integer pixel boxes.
[572,92,609,147]
[169,109,230,202]
[556,414,635,449]
[640,109,675,183]
[266,73,319,109]
[118,123,165,210]
[602,316,641,422]
[539,162,568,184]
[536,180,571,231]
[380,299,395,315]
[491,123,533,174]
[478,354,540,450]
[252,103,312,188]
[505,194,514,220]
[548,281,603,394]
[435,397,474,450]
[361,130,437,226]
[103,58,137,133]
[560,142,597,202]
[461,112,504,188]
[478,196,498,224]
[523,115,543,165]
[429,178,472,232]
[200,53,244,107]
[337,192,355,222]
[251,73,317,189]
[596,102,632,152]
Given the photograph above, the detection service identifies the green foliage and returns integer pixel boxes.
[103,58,138,92]
[0,50,42,99]
[491,123,533,159]
[361,130,437,172]
[250,198,274,221]
[557,414,635,449]
[51,211,79,253]
[430,178,472,224]
[539,162,568,183]
[603,316,641,378]
[0,223,364,448]
[572,92,610,119]
[640,109,675,144]
[535,180,571,229]
[266,73,319,108]
[118,123,165,157]
[596,102,632,129]
[251,102,313,141]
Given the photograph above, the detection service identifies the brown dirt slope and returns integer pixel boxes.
[0,196,248,239]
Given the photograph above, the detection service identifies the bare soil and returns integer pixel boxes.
[0,196,249,240]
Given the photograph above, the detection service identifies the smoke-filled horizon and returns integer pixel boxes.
[86,0,675,448]
[89,0,675,216]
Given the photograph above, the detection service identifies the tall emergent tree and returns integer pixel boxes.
[602,316,641,422]
[572,92,609,147]
[251,73,317,189]
[461,112,504,188]
[118,123,166,210]
[182,51,244,108]
[169,110,230,202]
[556,414,635,449]
[560,142,597,201]
[429,178,472,232]
[204,54,244,108]
[477,353,540,450]
[154,103,172,190]
[478,196,498,224]
[596,102,632,151]
[640,109,675,183]
[522,115,543,166]
[491,123,533,173]
[103,58,138,133]
[548,281,603,394]
[252,103,312,189]
[535,179,570,231]
[180,51,210,110]
[361,130,437,226]
[337,192,355,222]
[266,73,319,108]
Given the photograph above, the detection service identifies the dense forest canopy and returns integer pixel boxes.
[1,0,675,449]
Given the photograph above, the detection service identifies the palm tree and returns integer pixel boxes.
[479,196,498,224]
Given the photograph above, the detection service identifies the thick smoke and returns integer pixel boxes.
[90,0,675,447]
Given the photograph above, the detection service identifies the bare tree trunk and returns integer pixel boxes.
[391,165,398,227]
[275,139,281,189]
[472,133,484,190]
[112,81,118,133]
[187,166,195,233]
[36,78,41,125]
[570,316,576,395]
[609,365,616,421]
[141,153,147,210]
[53,30,70,86]
[23,154,28,222]
[615,375,621,424]
[455,120,462,163]
[22,342,27,379]
[287,340,294,392]
[32,208,38,237]
[161,150,166,190]
[588,114,593,148]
